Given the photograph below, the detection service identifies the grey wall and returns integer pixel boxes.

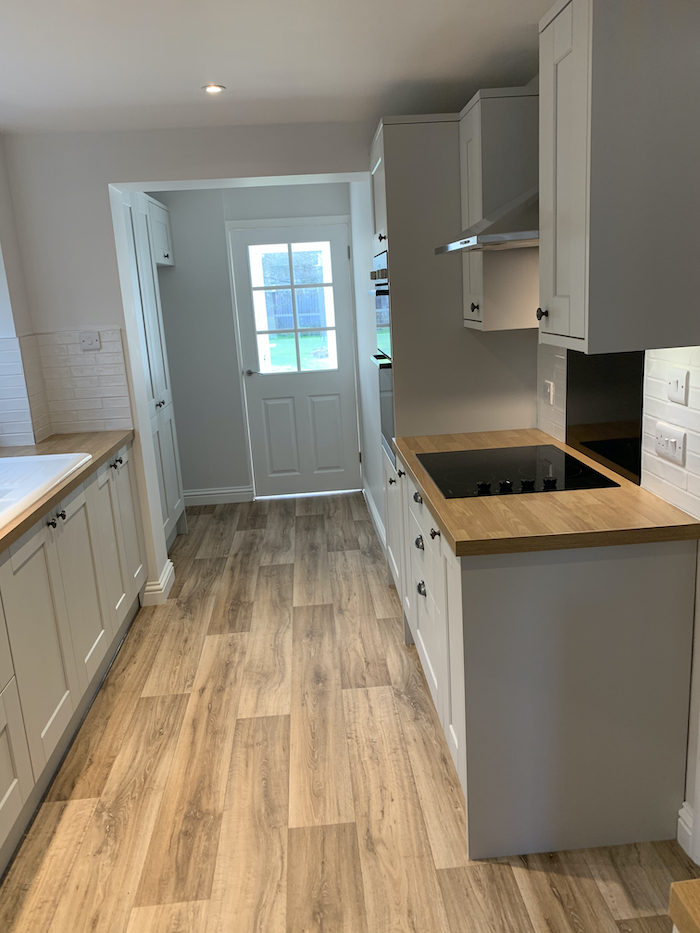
[223,183,350,222]
[155,189,252,496]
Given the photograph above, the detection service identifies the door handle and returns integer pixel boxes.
[245,369,261,376]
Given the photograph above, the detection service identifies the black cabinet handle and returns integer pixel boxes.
[378,234,387,242]
[430,528,440,539]
[47,519,57,529]
[413,491,422,504]
[397,469,405,477]
[110,461,118,470]
[388,477,396,485]
[417,581,426,597]
[115,457,123,465]
[470,303,480,312]
[58,510,67,521]
[415,535,424,550]
[164,253,169,259]
[536,307,549,321]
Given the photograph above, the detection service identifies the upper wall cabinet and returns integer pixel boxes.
[459,88,540,332]
[147,199,175,266]
[539,0,700,353]
[369,131,388,254]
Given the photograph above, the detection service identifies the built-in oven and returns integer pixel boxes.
[371,249,395,463]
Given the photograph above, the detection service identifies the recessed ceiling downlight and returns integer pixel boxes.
[203,85,225,94]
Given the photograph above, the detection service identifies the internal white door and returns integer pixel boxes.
[228,221,361,496]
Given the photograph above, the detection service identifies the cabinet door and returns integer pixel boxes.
[55,484,113,691]
[153,404,184,540]
[147,200,174,266]
[0,522,79,778]
[124,201,159,420]
[90,462,131,630]
[443,545,466,793]
[459,102,484,321]
[370,132,388,249]
[0,678,33,850]
[0,603,13,694]
[539,0,589,339]
[382,451,403,600]
[409,510,446,720]
[113,445,147,597]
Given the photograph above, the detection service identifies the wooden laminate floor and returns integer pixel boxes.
[1,493,697,932]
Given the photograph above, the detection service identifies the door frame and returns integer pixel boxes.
[225,214,362,498]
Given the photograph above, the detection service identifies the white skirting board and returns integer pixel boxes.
[141,559,175,605]
[678,802,695,859]
[183,486,254,506]
[364,486,386,552]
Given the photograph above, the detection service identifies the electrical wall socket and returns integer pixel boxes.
[544,379,555,406]
[655,421,686,465]
[667,367,689,405]
[80,331,101,351]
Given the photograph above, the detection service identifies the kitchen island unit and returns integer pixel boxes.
[387,429,700,859]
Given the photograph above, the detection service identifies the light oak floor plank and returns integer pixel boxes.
[206,715,289,933]
[616,918,673,933]
[324,494,360,552]
[141,558,225,697]
[343,685,451,933]
[287,823,368,933]
[355,520,402,618]
[295,496,324,516]
[238,625,292,719]
[2,799,98,933]
[169,515,209,599]
[195,505,239,559]
[289,605,354,828]
[510,849,620,933]
[135,634,247,907]
[437,864,536,933]
[208,530,264,634]
[186,505,216,515]
[47,604,172,801]
[260,497,295,566]
[293,515,331,607]
[348,491,370,522]
[583,843,678,920]
[251,563,294,636]
[125,900,209,933]
[236,499,269,530]
[47,694,188,933]
[329,549,391,689]
[390,635,467,870]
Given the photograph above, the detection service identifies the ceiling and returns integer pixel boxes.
[0,0,552,134]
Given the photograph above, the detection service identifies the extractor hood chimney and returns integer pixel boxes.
[436,186,539,255]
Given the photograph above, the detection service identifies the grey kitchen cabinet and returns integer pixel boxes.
[459,86,539,332]
[0,517,81,778]
[151,403,185,544]
[0,678,34,851]
[91,444,147,630]
[538,0,700,352]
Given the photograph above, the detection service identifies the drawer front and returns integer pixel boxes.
[407,509,435,598]
[406,474,443,554]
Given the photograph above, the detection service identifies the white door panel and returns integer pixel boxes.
[229,221,361,496]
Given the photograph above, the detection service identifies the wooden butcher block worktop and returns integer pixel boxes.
[0,430,134,553]
[394,428,700,556]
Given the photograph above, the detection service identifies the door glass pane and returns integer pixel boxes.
[248,244,290,287]
[296,287,335,329]
[253,289,293,331]
[291,241,332,284]
[257,332,298,373]
[299,330,337,372]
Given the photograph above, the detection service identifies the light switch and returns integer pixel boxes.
[655,421,686,465]
[544,380,555,406]
[80,331,101,352]
[667,367,689,405]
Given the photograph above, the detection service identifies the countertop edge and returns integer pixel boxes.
[394,431,700,557]
[0,430,135,555]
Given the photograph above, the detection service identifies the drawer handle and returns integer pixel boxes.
[398,469,405,477]
[415,535,424,550]
[57,510,67,521]
[413,491,423,504]
[430,528,440,539]
[470,302,480,312]
[417,581,427,597]
[47,518,57,529]
[115,456,123,465]
[536,307,549,321]
[388,477,396,485]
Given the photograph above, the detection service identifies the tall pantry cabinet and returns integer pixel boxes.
[130,194,185,546]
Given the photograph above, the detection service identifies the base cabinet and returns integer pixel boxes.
[382,449,404,600]
[0,678,33,850]
[152,404,185,541]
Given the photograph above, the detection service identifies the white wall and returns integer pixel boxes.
[0,121,372,335]
[0,139,32,338]
[154,182,370,503]
[536,341,566,441]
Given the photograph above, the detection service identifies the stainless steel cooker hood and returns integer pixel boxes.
[435,187,539,255]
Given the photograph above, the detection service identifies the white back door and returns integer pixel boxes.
[228,221,361,497]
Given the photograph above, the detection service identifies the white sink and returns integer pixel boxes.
[0,453,92,529]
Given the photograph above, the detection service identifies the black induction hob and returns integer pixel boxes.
[416,445,620,499]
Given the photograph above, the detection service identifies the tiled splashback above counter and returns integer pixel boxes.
[0,329,133,445]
